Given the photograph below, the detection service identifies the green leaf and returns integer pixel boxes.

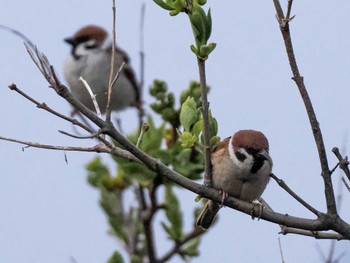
[208,109,218,137]
[119,161,156,186]
[198,42,216,59]
[161,221,177,240]
[205,8,212,42]
[99,187,126,241]
[181,237,200,257]
[195,195,202,202]
[107,251,124,263]
[180,131,198,148]
[189,5,207,47]
[190,44,198,56]
[130,255,143,263]
[180,97,199,131]
[153,0,176,11]
[86,157,111,187]
[192,119,203,137]
[196,0,207,5]
[149,80,167,97]
[164,185,183,240]
[210,135,220,149]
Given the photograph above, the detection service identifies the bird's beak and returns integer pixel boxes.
[64,37,75,46]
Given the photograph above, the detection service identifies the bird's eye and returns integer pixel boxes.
[84,39,98,49]
[235,151,246,162]
[246,148,259,155]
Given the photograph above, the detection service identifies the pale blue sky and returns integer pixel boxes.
[1,1,350,262]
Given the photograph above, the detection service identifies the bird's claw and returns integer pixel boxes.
[250,199,265,220]
[219,190,228,208]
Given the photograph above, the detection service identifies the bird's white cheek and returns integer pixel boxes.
[228,141,253,172]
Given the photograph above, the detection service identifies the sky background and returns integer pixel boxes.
[1,1,350,262]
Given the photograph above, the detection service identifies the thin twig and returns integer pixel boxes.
[79,77,102,117]
[134,121,156,262]
[106,0,117,123]
[58,130,102,139]
[157,228,204,263]
[0,135,140,162]
[272,0,336,215]
[137,3,146,130]
[0,24,36,50]
[270,173,321,216]
[278,237,285,263]
[139,3,146,93]
[0,135,102,153]
[136,123,150,148]
[341,177,350,192]
[197,59,212,187]
[8,83,94,133]
[280,226,346,240]
[332,147,350,182]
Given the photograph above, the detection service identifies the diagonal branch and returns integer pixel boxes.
[270,173,321,216]
[157,227,204,263]
[272,0,337,215]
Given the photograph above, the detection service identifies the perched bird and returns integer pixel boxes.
[63,25,140,113]
[196,129,273,230]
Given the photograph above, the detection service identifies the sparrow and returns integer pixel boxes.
[63,25,140,113]
[196,129,273,230]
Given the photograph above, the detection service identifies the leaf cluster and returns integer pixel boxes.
[86,79,215,262]
[153,0,216,59]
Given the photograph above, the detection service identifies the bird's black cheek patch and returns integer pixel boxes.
[251,157,265,173]
[235,151,247,162]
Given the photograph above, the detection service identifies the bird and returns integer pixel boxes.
[196,129,273,230]
[63,25,140,113]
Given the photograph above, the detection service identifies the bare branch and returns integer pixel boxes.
[341,177,350,192]
[158,227,204,263]
[105,0,117,124]
[0,135,140,162]
[332,147,350,182]
[58,130,102,139]
[278,237,286,263]
[280,226,346,240]
[79,76,102,117]
[270,173,321,216]
[272,0,336,215]
[8,83,94,133]
[136,3,146,130]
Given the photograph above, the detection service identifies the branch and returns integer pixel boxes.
[138,3,146,130]
[332,147,350,182]
[8,83,93,133]
[17,32,350,239]
[158,227,204,263]
[106,0,117,123]
[79,77,102,117]
[280,226,346,240]
[197,59,212,187]
[270,173,321,216]
[272,0,337,215]
[278,237,286,263]
[0,135,140,162]
[7,82,140,163]
[134,123,157,262]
